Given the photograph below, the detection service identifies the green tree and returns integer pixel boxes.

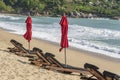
[0,1,13,12]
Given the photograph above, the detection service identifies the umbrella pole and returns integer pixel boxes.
[28,42,30,52]
[64,48,67,67]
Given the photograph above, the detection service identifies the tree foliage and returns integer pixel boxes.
[0,1,13,12]
[0,0,120,17]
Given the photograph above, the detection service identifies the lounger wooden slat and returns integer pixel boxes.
[45,66,90,74]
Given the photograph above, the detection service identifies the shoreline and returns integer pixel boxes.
[5,27,120,62]
[1,27,120,62]
[35,37,120,62]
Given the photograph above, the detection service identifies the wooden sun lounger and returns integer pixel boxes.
[8,39,36,57]
[30,50,90,75]
[84,63,105,80]
[30,47,51,67]
[84,63,120,80]
[8,39,23,53]
[44,52,90,75]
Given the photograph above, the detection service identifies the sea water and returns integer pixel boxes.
[0,14,120,59]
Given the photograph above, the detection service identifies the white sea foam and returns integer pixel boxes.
[0,14,21,20]
[90,17,110,20]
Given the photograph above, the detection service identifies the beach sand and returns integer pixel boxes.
[0,28,120,80]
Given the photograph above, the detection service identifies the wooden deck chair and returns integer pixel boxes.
[84,63,105,80]
[8,39,35,57]
[84,63,120,80]
[44,52,90,75]
[30,47,52,67]
[8,39,23,53]
[103,71,120,80]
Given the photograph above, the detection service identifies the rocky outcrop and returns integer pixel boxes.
[110,16,120,20]
[69,11,97,18]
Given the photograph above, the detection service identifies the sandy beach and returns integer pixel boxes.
[0,28,120,80]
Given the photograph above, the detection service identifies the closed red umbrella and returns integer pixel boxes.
[59,13,69,67]
[23,14,32,51]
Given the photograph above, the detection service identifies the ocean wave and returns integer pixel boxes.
[69,24,120,39]
[0,15,120,59]
[69,38,120,58]
[0,14,21,20]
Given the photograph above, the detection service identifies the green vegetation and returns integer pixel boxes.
[0,0,120,18]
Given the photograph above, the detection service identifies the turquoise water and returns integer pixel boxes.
[0,14,120,59]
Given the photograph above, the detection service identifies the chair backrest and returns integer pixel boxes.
[10,39,29,53]
[45,52,63,68]
[103,71,120,80]
[10,39,23,47]
[33,47,51,65]
[84,63,105,80]
[10,39,29,54]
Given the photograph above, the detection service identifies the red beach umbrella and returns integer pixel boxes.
[23,14,32,51]
[59,13,69,67]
